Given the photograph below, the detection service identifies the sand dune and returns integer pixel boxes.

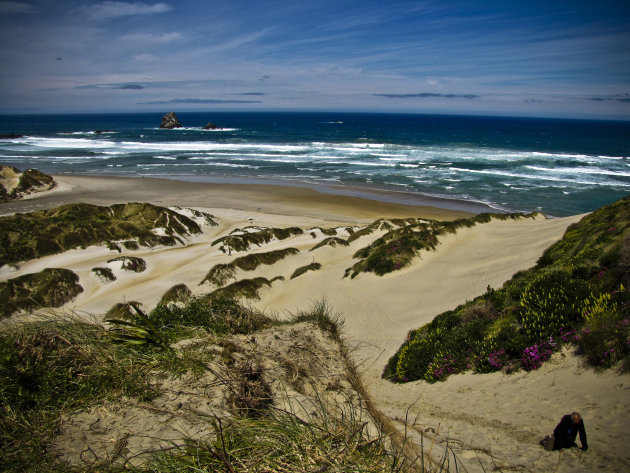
[2,175,628,472]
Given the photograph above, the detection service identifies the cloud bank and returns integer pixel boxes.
[90,1,171,20]
[137,98,262,105]
[375,93,480,100]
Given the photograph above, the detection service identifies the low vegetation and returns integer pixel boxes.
[159,283,192,305]
[107,256,147,273]
[0,268,83,319]
[384,197,630,383]
[310,236,349,251]
[291,262,323,279]
[0,295,423,472]
[210,276,285,300]
[212,226,303,252]
[347,212,535,278]
[91,267,116,282]
[0,202,207,267]
[201,247,299,286]
[0,165,55,202]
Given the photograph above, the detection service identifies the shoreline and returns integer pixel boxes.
[1,173,490,221]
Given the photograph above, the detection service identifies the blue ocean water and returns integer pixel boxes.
[0,112,628,216]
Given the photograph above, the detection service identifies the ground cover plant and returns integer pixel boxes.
[0,268,83,319]
[0,202,210,267]
[212,226,303,253]
[384,197,630,383]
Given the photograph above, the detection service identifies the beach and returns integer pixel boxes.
[2,174,628,472]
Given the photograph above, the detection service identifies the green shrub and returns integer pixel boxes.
[385,197,630,383]
[519,269,589,342]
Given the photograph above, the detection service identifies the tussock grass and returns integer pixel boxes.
[145,407,403,473]
[0,317,159,472]
[212,226,303,252]
[1,297,456,472]
[0,268,83,319]
[290,262,322,279]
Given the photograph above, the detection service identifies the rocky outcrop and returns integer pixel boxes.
[160,112,182,129]
[203,122,221,130]
[0,165,56,202]
[0,134,23,139]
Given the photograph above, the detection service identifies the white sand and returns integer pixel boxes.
[2,175,628,472]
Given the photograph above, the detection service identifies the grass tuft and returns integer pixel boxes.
[291,262,323,279]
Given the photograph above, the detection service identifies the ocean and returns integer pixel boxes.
[0,112,628,216]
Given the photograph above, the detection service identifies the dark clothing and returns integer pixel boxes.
[553,415,588,451]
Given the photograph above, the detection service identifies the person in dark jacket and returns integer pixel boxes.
[553,412,588,451]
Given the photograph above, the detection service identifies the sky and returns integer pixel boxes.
[0,0,629,118]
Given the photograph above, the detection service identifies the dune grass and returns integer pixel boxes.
[201,248,299,286]
[92,266,116,282]
[209,276,285,300]
[107,256,147,273]
[0,268,83,319]
[346,212,536,278]
[291,262,323,279]
[385,197,630,383]
[159,283,192,305]
[0,202,205,267]
[212,226,303,253]
[310,236,350,251]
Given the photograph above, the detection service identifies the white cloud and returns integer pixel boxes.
[90,1,171,20]
[120,32,181,43]
[0,1,36,14]
[132,53,159,62]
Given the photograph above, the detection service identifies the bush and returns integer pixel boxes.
[519,269,588,342]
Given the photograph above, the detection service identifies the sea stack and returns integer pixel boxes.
[160,112,182,129]
[203,122,221,130]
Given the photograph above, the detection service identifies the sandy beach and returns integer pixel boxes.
[2,174,629,472]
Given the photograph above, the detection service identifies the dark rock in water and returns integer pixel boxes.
[0,268,83,319]
[0,134,23,139]
[204,122,221,130]
[160,111,182,129]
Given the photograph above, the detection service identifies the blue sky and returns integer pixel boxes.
[0,0,629,118]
